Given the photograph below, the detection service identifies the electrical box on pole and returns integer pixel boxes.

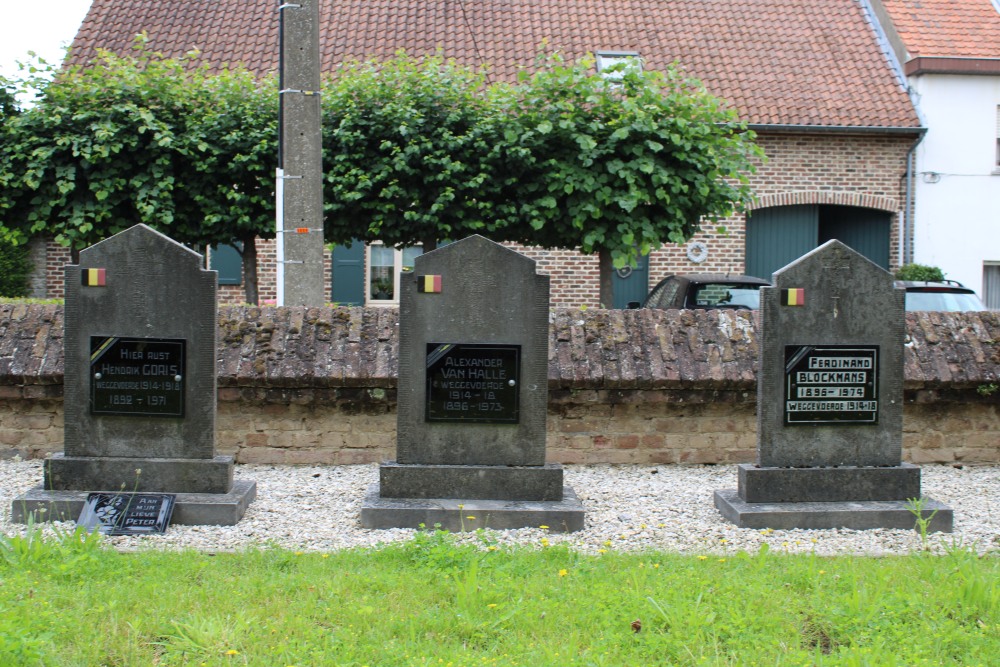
[276,0,324,306]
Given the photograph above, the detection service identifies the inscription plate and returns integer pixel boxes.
[784,345,879,424]
[78,492,176,535]
[426,343,520,423]
[90,337,185,417]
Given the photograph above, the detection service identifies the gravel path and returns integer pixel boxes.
[2,459,997,556]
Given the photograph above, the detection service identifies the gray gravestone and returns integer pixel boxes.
[361,235,584,532]
[714,240,952,531]
[12,225,255,526]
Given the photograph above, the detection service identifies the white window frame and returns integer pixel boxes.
[365,242,422,305]
[596,51,642,82]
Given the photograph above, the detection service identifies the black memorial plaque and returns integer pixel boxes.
[426,343,520,423]
[78,492,176,535]
[90,337,185,417]
[784,345,879,424]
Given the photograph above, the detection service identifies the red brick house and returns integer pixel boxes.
[39,0,922,307]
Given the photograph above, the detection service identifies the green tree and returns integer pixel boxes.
[0,41,277,303]
[506,55,763,306]
[321,53,520,251]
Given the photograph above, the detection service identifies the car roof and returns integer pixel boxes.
[673,274,772,286]
[896,280,975,293]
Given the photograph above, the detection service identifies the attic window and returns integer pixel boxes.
[596,51,642,81]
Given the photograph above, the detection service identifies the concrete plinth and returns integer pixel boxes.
[45,454,234,494]
[738,463,921,503]
[714,489,953,532]
[379,462,565,501]
[11,480,256,527]
[361,483,585,533]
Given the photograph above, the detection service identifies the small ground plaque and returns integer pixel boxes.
[90,336,185,417]
[78,492,176,535]
[784,345,878,424]
[426,343,520,423]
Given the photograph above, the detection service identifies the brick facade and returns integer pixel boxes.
[35,132,917,307]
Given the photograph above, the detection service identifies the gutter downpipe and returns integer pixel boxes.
[903,127,928,266]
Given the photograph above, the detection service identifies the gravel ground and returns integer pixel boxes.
[2,459,997,556]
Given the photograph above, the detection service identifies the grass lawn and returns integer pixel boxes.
[1,525,997,666]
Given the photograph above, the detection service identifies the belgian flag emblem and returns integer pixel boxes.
[81,268,107,287]
[781,288,805,306]
[417,275,442,293]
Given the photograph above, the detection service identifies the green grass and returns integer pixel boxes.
[0,526,997,666]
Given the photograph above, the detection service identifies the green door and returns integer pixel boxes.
[745,205,818,280]
[331,240,365,305]
[612,252,649,308]
[819,206,891,270]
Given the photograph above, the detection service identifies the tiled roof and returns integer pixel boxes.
[881,0,1000,59]
[68,0,920,129]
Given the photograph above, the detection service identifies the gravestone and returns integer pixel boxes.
[361,235,584,532]
[12,225,256,526]
[714,240,952,531]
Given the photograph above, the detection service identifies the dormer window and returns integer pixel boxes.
[596,51,642,81]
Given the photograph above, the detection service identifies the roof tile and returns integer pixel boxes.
[881,0,1000,59]
[68,0,920,129]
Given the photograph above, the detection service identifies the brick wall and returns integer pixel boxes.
[1,304,997,465]
[34,131,916,307]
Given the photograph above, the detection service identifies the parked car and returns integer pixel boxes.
[632,274,771,310]
[898,280,986,312]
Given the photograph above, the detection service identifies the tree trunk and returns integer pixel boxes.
[240,236,259,305]
[598,248,615,309]
[422,238,438,253]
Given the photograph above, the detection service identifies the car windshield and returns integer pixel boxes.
[905,291,985,312]
[689,283,762,309]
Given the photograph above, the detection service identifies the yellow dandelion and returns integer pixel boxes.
[322,554,329,558]
[487,603,498,608]
[653,563,660,569]
[603,540,612,547]
[698,555,708,561]
[598,548,607,554]
[539,525,549,530]
[718,558,727,563]
[466,516,476,520]
[540,537,550,547]
[294,551,304,556]
[558,569,568,577]
[225,649,240,656]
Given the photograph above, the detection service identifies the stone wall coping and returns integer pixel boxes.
[1,303,998,402]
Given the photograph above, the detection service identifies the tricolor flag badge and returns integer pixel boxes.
[781,288,805,306]
[417,275,442,293]
[82,268,107,287]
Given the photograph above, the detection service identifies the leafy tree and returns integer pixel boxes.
[321,54,521,251]
[506,55,763,305]
[895,263,945,282]
[0,41,276,303]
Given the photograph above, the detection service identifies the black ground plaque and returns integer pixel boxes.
[784,345,879,424]
[426,343,520,423]
[90,337,185,417]
[78,492,176,535]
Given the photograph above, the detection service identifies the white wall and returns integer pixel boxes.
[911,73,1000,298]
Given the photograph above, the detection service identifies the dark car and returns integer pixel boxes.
[898,280,986,312]
[633,274,771,310]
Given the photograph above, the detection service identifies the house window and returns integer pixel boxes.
[209,244,242,285]
[596,51,642,82]
[366,243,422,304]
[995,105,1000,168]
[984,263,1000,310]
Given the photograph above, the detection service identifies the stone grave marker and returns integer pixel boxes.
[714,240,952,531]
[361,235,584,531]
[12,224,256,526]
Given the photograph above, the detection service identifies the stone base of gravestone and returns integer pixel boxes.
[363,461,585,531]
[713,489,953,532]
[715,463,953,532]
[361,483,585,533]
[12,453,257,526]
[11,481,256,527]
[44,454,235,494]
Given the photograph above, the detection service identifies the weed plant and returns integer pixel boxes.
[0,526,996,666]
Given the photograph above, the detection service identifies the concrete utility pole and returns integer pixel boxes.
[276,0,324,306]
